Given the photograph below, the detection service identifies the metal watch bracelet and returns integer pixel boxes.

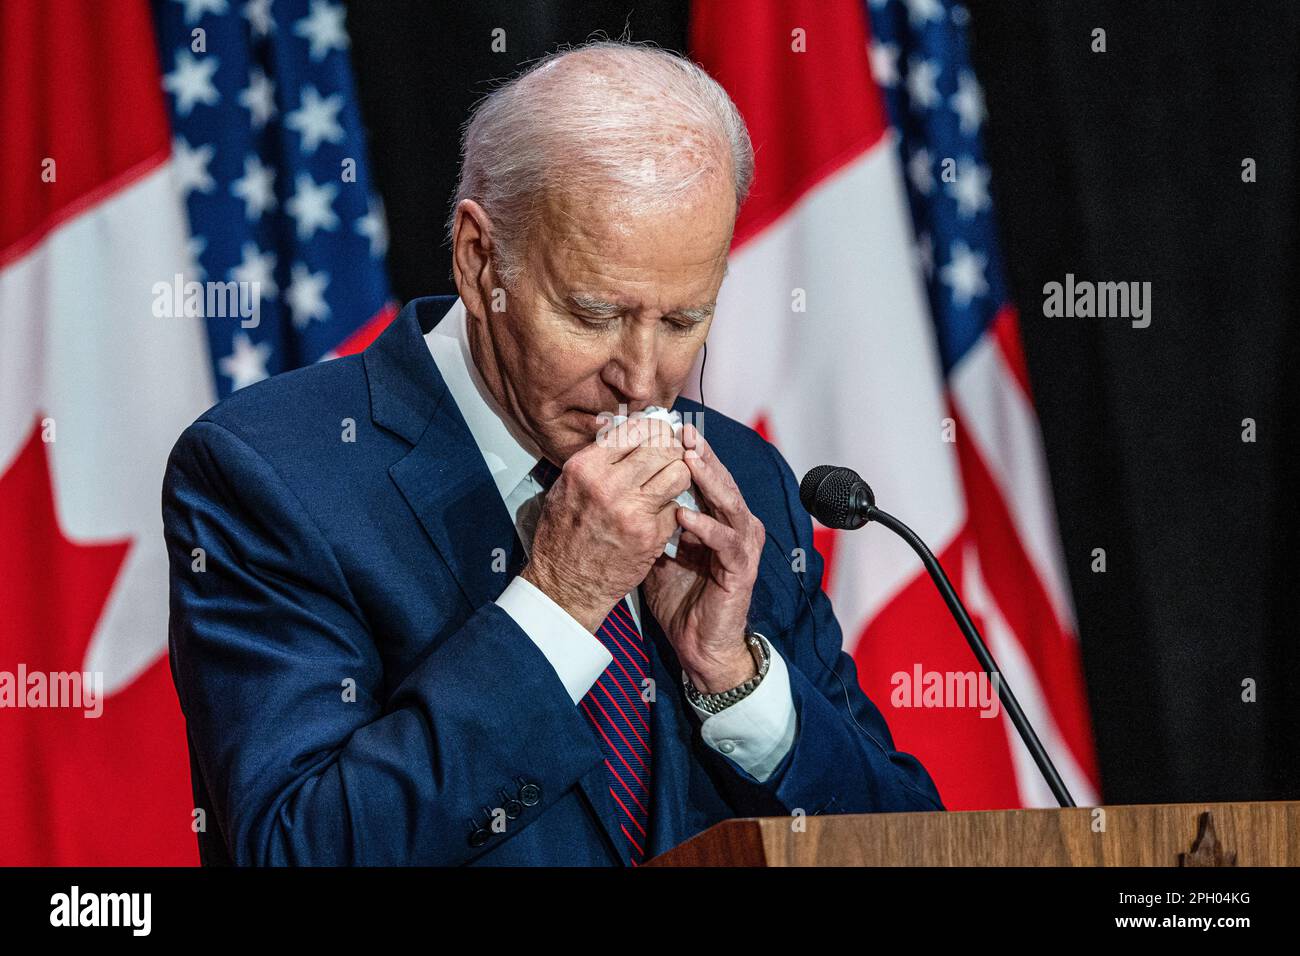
[682,631,770,715]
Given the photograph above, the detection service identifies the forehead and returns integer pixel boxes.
[531,180,735,311]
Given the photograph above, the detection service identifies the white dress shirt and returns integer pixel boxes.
[424,297,797,782]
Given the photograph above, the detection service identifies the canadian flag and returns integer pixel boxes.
[688,0,1100,807]
[0,1,213,863]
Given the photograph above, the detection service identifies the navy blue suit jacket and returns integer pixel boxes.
[162,295,943,866]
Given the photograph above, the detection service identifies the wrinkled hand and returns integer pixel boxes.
[642,425,765,693]
[522,417,690,633]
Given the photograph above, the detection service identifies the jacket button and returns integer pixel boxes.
[500,790,524,819]
[519,781,542,806]
[468,827,490,848]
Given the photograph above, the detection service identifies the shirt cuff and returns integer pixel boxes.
[496,575,612,705]
[685,638,797,783]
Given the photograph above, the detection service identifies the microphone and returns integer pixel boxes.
[799,464,874,529]
[800,465,1077,809]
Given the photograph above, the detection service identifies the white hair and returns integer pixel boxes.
[447,40,755,286]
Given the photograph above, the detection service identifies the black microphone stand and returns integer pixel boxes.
[866,504,1077,808]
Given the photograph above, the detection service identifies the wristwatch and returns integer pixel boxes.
[682,631,770,715]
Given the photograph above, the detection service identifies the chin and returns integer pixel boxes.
[539,425,588,465]
[547,436,585,465]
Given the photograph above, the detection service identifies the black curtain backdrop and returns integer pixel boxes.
[966,0,1300,804]
[343,0,1299,804]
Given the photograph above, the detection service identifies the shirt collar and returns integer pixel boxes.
[423,296,542,502]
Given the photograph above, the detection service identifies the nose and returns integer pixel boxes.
[603,322,658,406]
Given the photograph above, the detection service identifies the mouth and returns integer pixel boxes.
[571,408,605,428]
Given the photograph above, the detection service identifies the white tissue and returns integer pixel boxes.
[604,405,700,559]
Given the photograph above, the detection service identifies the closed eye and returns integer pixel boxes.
[573,312,618,331]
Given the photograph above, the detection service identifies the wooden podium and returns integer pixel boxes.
[646,801,1299,866]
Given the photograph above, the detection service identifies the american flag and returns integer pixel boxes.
[867,0,1004,371]
[691,0,1100,808]
[153,0,394,395]
[865,0,1101,805]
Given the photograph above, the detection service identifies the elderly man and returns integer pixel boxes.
[163,41,942,867]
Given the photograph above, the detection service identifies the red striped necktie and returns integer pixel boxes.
[532,458,653,865]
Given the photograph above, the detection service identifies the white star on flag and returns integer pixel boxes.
[285,172,339,239]
[243,0,275,38]
[163,50,220,116]
[174,0,228,26]
[230,242,278,299]
[219,332,272,391]
[286,86,345,153]
[947,157,992,219]
[172,136,216,197]
[906,57,941,110]
[904,0,944,28]
[940,240,989,307]
[907,147,934,195]
[239,67,277,129]
[950,70,987,135]
[286,262,331,327]
[231,155,277,220]
[868,41,900,88]
[295,0,350,62]
[356,197,388,257]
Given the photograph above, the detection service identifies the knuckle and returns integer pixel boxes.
[585,476,608,506]
[670,460,691,492]
[563,455,587,482]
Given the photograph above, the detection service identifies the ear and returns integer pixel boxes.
[451,199,500,320]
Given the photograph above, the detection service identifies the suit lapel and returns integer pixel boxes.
[574,761,631,865]
[365,299,630,863]
[368,298,526,610]
[388,400,527,609]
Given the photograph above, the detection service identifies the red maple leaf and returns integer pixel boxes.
[0,418,198,864]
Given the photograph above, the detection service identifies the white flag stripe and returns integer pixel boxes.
[960,543,1099,805]
[950,334,1078,633]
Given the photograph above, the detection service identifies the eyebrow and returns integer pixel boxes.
[566,293,716,323]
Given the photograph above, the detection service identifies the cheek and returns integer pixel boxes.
[659,338,706,385]
[502,313,567,389]
[527,339,608,403]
